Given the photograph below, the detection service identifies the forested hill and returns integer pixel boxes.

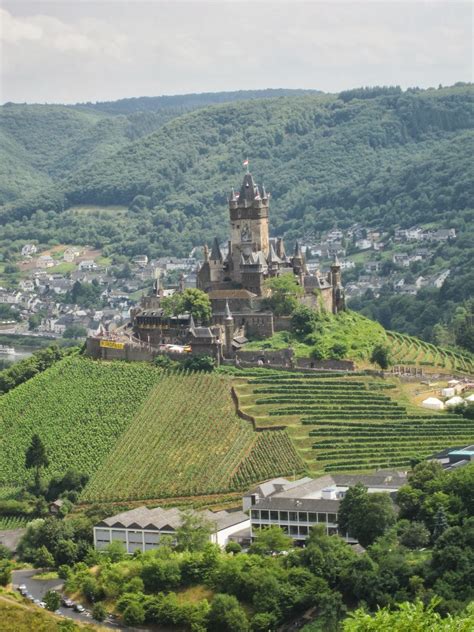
[73,88,321,115]
[1,84,472,258]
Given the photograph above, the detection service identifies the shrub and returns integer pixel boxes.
[92,602,107,622]
[370,344,391,369]
[225,541,242,554]
[123,601,145,626]
[44,589,61,612]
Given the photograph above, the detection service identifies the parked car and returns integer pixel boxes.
[18,584,27,595]
[62,597,75,608]
[39,601,46,609]
[74,604,85,613]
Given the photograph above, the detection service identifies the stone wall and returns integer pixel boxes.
[296,357,355,371]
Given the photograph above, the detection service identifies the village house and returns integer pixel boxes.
[36,255,55,269]
[78,259,98,271]
[21,243,38,257]
[63,247,82,263]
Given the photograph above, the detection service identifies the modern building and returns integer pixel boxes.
[93,506,250,553]
[244,471,407,543]
[429,445,474,471]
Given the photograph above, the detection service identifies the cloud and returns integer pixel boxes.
[0,2,471,104]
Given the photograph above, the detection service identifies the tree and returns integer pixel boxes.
[248,526,293,555]
[162,288,212,324]
[208,593,249,632]
[34,545,55,569]
[398,521,430,549]
[433,506,449,540]
[338,485,396,547]
[370,344,391,369]
[103,541,127,562]
[63,324,87,339]
[343,599,474,631]
[0,559,12,586]
[92,602,107,622]
[291,305,319,338]
[182,354,215,372]
[264,273,304,316]
[123,601,145,626]
[176,510,213,552]
[25,434,49,493]
[44,589,61,612]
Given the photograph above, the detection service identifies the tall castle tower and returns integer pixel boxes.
[228,173,270,283]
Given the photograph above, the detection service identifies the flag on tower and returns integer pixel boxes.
[243,158,249,167]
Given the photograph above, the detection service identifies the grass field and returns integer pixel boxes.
[0,591,104,631]
[230,367,474,475]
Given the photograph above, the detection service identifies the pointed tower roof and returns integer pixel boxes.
[188,313,196,331]
[294,241,303,260]
[267,242,281,265]
[239,173,258,203]
[331,254,341,268]
[210,237,223,262]
[224,300,233,321]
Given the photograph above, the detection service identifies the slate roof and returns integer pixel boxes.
[207,289,257,299]
[210,237,223,262]
[254,497,341,513]
[96,507,248,532]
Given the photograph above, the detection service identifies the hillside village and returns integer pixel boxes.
[0,219,455,346]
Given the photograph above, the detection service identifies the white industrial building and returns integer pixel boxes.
[94,506,250,553]
[244,471,407,543]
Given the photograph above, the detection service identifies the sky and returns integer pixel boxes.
[0,0,472,104]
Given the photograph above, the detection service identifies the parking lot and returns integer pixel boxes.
[12,569,125,629]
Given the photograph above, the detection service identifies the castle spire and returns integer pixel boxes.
[203,244,209,262]
[294,241,303,260]
[210,237,223,262]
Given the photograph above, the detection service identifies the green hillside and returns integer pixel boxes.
[0,356,303,501]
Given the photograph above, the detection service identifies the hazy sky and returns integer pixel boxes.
[1,0,472,104]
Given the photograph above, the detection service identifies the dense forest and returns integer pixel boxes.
[1,84,472,345]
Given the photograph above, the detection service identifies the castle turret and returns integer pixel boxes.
[224,300,234,357]
[208,237,224,284]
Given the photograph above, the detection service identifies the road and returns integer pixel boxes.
[12,569,127,629]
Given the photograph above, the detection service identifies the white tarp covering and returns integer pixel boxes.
[422,397,445,411]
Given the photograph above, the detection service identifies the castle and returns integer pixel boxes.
[196,172,344,336]
[130,171,344,356]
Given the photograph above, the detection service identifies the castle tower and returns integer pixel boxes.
[229,173,270,283]
[330,255,345,314]
[224,300,234,357]
[208,237,224,284]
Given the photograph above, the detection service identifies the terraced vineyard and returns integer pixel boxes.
[387,331,474,375]
[231,368,474,474]
[83,372,304,502]
[0,515,31,530]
